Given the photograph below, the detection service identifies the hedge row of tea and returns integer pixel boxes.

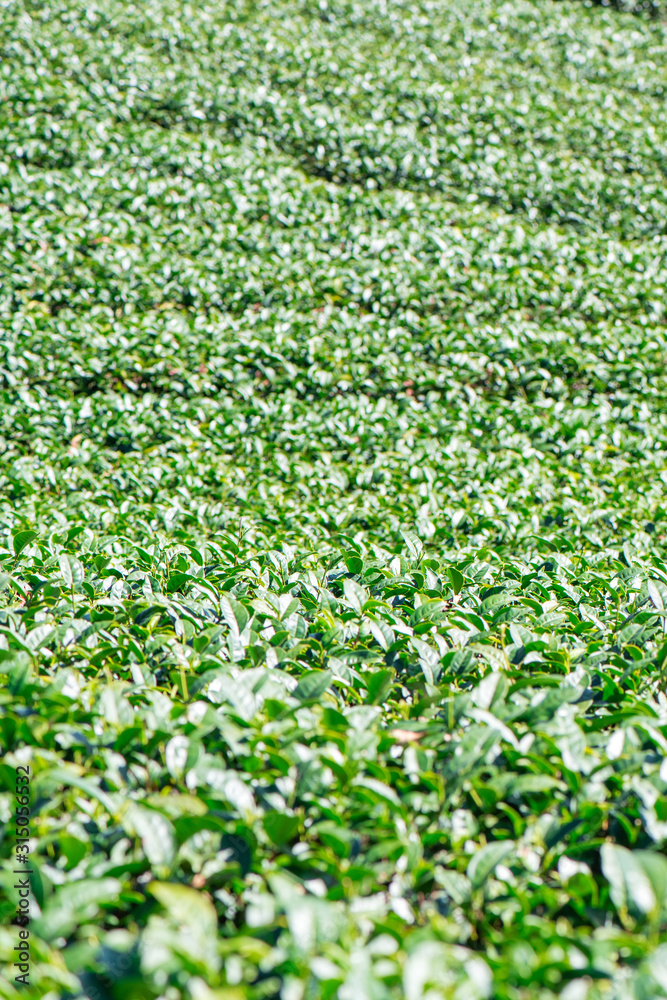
[1,1,667,998]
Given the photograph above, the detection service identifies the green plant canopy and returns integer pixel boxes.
[1,1,667,998]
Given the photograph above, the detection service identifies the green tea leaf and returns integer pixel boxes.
[467,840,515,890]
[12,530,37,557]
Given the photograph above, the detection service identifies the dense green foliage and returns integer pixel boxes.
[1,1,667,998]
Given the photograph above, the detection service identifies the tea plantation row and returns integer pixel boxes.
[1,2,667,999]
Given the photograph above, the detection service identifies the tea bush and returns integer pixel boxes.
[1,1,667,998]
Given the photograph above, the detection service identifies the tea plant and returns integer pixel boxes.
[1,1,667,998]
